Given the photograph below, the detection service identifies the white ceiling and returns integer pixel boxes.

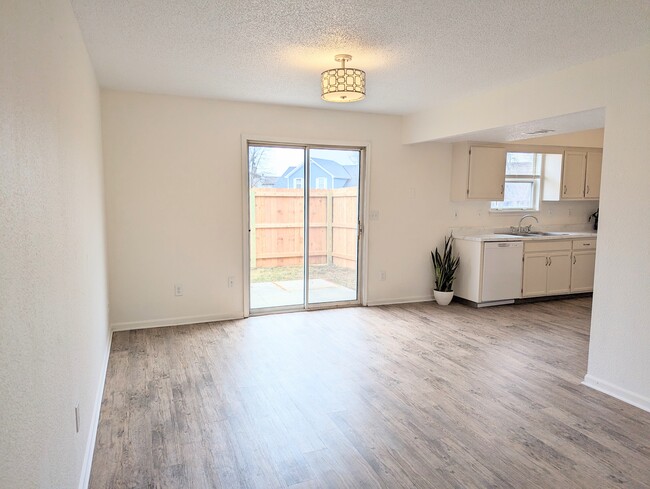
[70,0,650,115]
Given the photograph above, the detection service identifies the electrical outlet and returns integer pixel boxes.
[174,284,183,296]
[408,187,416,199]
[228,276,234,288]
[380,271,387,281]
[369,209,380,221]
[75,404,80,433]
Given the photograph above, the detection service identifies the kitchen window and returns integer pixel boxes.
[491,152,548,211]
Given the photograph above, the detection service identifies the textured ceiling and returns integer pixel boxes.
[70,0,650,115]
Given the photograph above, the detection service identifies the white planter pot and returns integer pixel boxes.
[434,290,454,306]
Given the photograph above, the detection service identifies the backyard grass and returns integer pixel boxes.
[251,263,357,289]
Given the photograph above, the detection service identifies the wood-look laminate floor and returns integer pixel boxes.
[89,298,650,489]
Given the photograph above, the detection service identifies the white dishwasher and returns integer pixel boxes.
[481,241,523,305]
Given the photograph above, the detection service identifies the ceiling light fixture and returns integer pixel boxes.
[321,54,366,103]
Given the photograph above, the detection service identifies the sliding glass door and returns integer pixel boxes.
[307,148,359,305]
[248,143,363,313]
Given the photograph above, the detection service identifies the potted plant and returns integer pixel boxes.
[431,235,460,305]
[589,208,599,231]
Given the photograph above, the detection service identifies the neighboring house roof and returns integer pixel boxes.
[261,176,278,187]
[282,157,356,181]
[342,164,359,178]
[279,166,297,178]
[310,158,351,179]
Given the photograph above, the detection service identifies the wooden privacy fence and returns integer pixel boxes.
[250,187,358,269]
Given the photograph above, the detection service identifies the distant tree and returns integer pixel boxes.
[249,146,268,187]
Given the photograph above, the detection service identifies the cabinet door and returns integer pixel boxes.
[562,151,587,199]
[571,251,596,293]
[467,146,506,200]
[546,251,572,295]
[585,152,602,199]
[523,253,548,297]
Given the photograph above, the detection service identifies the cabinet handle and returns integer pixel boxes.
[573,256,577,265]
[586,185,590,195]
[545,257,549,266]
[549,257,552,266]
[563,185,567,195]
[500,184,504,195]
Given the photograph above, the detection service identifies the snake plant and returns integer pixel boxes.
[431,235,460,292]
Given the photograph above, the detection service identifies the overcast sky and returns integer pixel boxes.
[252,147,360,177]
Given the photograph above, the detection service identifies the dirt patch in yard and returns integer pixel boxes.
[251,264,357,289]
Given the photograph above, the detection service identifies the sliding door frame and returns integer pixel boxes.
[241,135,370,317]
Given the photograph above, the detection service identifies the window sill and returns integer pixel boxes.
[489,209,540,214]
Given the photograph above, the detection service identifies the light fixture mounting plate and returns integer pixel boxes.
[334,54,352,63]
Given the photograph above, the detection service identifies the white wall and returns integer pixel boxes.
[101,91,452,327]
[0,1,109,488]
[102,89,599,329]
[405,44,650,410]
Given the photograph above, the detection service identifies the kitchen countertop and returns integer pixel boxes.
[456,231,597,242]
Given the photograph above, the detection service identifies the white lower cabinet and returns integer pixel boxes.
[455,236,596,306]
[522,254,548,297]
[523,240,572,297]
[546,252,572,294]
[571,239,597,292]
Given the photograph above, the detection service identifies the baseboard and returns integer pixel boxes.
[515,292,592,304]
[78,330,112,489]
[582,374,650,413]
[110,312,243,332]
[366,295,433,307]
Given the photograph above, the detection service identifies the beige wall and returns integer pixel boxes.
[101,91,453,327]
[405,44,650,410]
[0,1,109,488]
[102,90,599,330]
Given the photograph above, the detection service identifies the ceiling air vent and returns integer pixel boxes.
[523,129,555,135]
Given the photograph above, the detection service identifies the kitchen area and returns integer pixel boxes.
[454,229,597,307]
[447,129,601,307]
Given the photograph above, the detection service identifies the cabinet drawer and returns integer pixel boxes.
[573,239,597,250]
[524,240,572,253]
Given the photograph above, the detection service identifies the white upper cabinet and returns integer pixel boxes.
[585,151,602,199]
[562,151,587,199]
[543,149,602,201]
[467,147,507,200]
[451,143,506,201]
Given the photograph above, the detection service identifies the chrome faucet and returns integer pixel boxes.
[511,214,539,234]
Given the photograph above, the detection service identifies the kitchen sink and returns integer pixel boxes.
[495,231,571,237]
